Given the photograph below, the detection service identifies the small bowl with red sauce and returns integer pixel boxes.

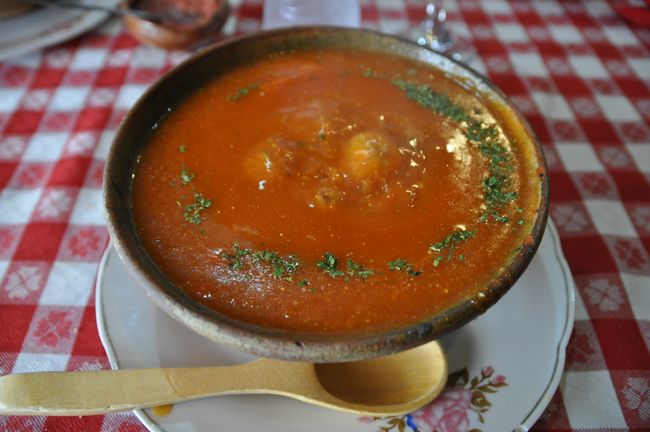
[104,27,549,362]
[123,0,230,50]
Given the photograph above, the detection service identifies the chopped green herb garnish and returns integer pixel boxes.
[429,228,476,267]
[468,118,517,223]
[228,82,260,101]
[393,78,519,225]
[298,279,310,287]
[179,168,194,185]
[517,218,525,225]
[430,228,476,252]
[392,79,469,123]
[253,249,300,280]
[221,243,301,280]
[221,242,251,271]
[359,65,382,78]
[179,145,186,153]
[184,192,212,225]
[387,258,422,276]
[316,252,345,278]
[346,259,375,280]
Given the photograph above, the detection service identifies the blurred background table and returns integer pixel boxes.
[0,0,649,430]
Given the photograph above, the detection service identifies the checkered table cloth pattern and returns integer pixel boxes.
[0,0,648,430]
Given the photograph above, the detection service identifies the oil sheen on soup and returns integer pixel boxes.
[133,49,542,334]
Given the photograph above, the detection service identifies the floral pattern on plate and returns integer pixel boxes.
[364,366,508,432]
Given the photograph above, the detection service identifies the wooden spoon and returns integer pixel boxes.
[0,341,446,417]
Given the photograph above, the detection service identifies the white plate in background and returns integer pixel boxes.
[0,2,119,61]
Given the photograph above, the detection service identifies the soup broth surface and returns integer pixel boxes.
[133,49,540,333]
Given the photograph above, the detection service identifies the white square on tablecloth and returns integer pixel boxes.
[494,23,529,43]
[627,58,650,82]
[448,21,471,39]
[556,142,605,172]
[468,57,486,75]
[12,353,69,373]
[549,25,584,44]
[603,26,640,46]
[69,188,105,225]
[94,130,115,161]
[569,55,609,79]
[480,0,511,14]
[23,132,68,162]
[574,288,590,320]
[0,88,26,113]
[562,371,627,428]
[115,84,148,110]
[106,49,131,68]
[584,1,612,17]
[40,261,97,307]
[5,52,41,69]
[621,273,650,320]
[238,17,260,34]
[376,0,404,11]
[131,46,168,69]
[595,95,642,122]
[584,199,638,237]
[531,92,574,120]
[509,52,549,77]
[48,86,90,112]
[625,143,650,173]
[70,48,108,71]
[379,18,406,35]
[437,0,458,12]
[222,13,237,36]
[0,260,9,285]
[0,189,41,224]
[532,0,564,16]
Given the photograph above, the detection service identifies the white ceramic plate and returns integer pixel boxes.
[0,2,119,61]
[96,220,574,432]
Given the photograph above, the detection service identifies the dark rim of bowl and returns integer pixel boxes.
[104,26,549,362]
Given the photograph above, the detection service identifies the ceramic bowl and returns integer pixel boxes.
[122,0,229,50]
[104,27,549,362]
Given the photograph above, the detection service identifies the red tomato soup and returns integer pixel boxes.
[132,49,541,334]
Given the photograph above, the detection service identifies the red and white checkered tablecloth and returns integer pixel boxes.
[0,0,649,430]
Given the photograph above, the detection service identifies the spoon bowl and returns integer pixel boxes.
[0,341,446,417]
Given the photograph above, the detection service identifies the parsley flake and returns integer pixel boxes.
[429,228,476,267]
[387,258,422,276]
[316,252,345,278]
[184,192,212,225]
[179,168,194,185]
[228,82,260,101]
[221,242,251,271]
[346,259,375,280]
[253,249,300,280]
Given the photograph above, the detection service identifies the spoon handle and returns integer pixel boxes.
[0,361,293,416]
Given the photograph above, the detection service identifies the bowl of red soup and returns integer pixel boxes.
[104,27,549,362]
